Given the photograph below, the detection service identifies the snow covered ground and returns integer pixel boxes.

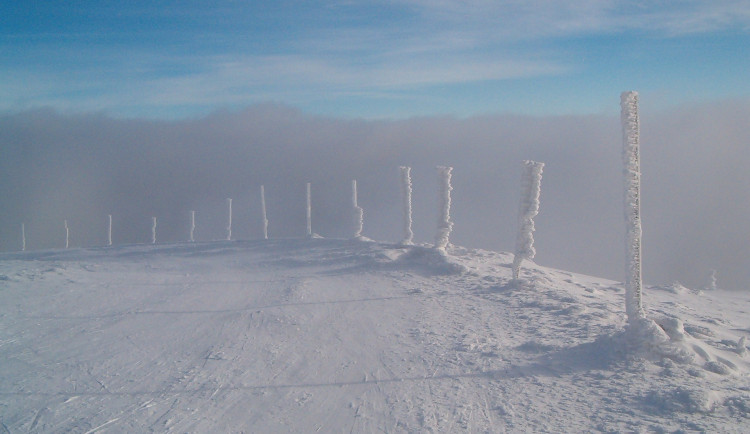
[1,239,749,432]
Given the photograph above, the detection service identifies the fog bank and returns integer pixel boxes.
[2,100,748,290]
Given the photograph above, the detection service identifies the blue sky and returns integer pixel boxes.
[2,0,749,119]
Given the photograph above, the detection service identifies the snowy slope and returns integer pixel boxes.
[1,239,749,432]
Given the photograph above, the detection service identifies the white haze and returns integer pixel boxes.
[1,100,749,290]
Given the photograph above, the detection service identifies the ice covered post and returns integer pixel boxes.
[151,217,157,244]
[351,180,364,239]
[21,223,26,251]
[226,198,233,241]
[708,269,718,291]
[189,211,196,242]
[64,220,69,249]
[621,91,646,322]
[400,166,414,245]
[260,185,269,240]
[306,182,313,237]
[107,215,112,246]
[435,166,454,251]
[512,160,544,281]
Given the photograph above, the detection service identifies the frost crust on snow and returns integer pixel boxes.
[512,160,544,280]
[351,180,364,239]
[645,387,720,415]
[434,166,453,251]
[260,185,269,240]
[621,91,645,322]
[399,166,414,245]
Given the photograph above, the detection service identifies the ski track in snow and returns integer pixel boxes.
[1,239,749,432]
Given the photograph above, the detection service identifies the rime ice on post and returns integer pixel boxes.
[226,198,233,241]
[399,166,414,245]
[621,91,646,322]
[306,182,313,238]
[351,180,364,239]
[64,220,69,249]
[107,215,113,246]
[512,160,544,281]
[189,211,196,242]
[21,223,26,251]
[435,166,454,251]
[151,217,157,244]
[260,185,269,240]
[708,269,718,291]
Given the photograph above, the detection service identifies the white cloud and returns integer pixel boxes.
[389,0,750,37]
[3,0,748,117]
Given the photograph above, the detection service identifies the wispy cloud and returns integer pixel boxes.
[391,0,750,37]
[0,48,568,117]
[1,1,749,117]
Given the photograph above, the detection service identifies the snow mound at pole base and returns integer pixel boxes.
[620,311,748,377]
[393,245,467,275]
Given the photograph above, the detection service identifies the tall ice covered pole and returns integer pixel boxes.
[399,166,414,245]
[621,91,646,322]
[351,180,364,239]
[260,185,269,240]
[512,160,544,280]
[435,166,453,250]
[107,215,112,246]
[189,211,196,242]
[226,198,233,241]
[306,183,312,237]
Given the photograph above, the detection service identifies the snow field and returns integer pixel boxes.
[1,240,749,432]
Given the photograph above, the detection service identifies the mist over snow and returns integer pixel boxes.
[1,99,749,290]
